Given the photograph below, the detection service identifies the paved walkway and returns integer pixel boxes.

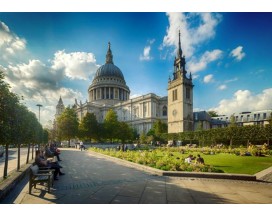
[2,148,272,204]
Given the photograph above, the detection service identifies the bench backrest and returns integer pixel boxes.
[30,165,39,175]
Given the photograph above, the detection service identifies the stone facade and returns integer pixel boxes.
[54,34,192,135]
[70,42,167,135]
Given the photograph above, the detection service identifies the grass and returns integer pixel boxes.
[89,147,272,175]
[202,153,272,175]
[155,151,272,174]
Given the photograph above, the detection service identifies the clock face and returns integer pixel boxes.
[172,109,177,116]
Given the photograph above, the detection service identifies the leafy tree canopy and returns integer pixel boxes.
[57,107,79,143]
[207,110,219,117]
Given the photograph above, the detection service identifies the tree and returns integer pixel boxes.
[184,131,195,145]
[261,124,272,146]
[103,109,119,142]
[207,110,218,117]
[78,112,99,142]
[153,120,168,137]
[57,107,79,147]
[229,114,236,127]
[140,133,147,144]
[0,70,20,177]
[116,122,133,144]
[147,120,168,143]
[0,70,42,177]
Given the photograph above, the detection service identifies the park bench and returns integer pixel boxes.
[29,164,54,194]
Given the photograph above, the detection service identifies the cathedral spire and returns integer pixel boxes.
[58,96,63,105]
[176,30,183,59]
[106,42,113,64]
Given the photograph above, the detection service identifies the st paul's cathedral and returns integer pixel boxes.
[54,32,194,134]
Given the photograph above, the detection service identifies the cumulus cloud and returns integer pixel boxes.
[187,49,223,73]
[3,59,83,103]
[0,21,100,126]
[162,13,222,58]
[2,54,87,125]
[218,84,227,90]
[211,88,272,115]
[0,21,26,57]
[139,39,155,61]
[230,46,245,61]
[51,50,99,80]
[203,74,214,83]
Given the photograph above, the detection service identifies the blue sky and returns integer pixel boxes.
[0,12,272,127]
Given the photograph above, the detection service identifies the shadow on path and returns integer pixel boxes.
[2,149,271,204]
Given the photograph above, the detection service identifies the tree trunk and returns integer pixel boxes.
[229,138,233,148]
[26,143,30,164]
[3,143,9,178]
[31,143,34,159]
[17,143,21,171]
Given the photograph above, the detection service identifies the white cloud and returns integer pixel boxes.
[0,21,94,126]
[0,21,26,57]
[3,57,86,126]
[230,46,245,61]
[211,88,272,115]
[203,74,214,83]
[218,84,227,90]
[187,49,223,73]
[4,59,72,101]
[225,77,238,83]
[140,46,152,61]
[162,13,222,58]
[51,50,99,80]
[139,39,155,61]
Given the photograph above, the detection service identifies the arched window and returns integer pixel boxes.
[162,106,167,116]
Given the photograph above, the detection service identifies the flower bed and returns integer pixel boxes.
[90,147,223,173]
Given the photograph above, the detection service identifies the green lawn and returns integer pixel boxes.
[199,153,272,175]
[90,147,272,175]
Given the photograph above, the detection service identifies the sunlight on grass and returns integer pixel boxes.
[89,147,272,175]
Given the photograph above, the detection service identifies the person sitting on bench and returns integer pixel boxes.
[35,150,65,180]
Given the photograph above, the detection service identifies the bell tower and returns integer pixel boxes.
[167,31,194,133]
[55,96,65,119]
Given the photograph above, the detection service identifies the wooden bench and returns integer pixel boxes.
[29,165,54,194]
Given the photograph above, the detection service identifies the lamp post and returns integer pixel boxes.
[36,104,43,149]
[36,104,43,122]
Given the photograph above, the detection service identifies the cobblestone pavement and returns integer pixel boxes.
[2,148,272,204]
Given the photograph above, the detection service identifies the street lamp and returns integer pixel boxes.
[36,104,43,150]
[36,104,43,122]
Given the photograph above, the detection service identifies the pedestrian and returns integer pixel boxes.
[196,154,205,165]
[35,150,65,180]
[80,141,86,151]
[184,155,195,164]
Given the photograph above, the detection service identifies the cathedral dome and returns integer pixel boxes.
[88,42,130,105]
[95,63,124,80]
